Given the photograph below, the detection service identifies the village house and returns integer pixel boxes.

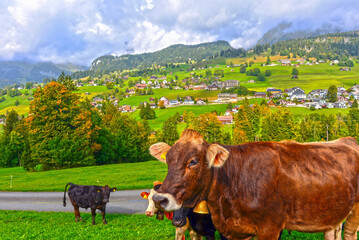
[193,85,207,90]
[254,92,267,98]
[307,89,327,100]
[183,99,195,105]
[247,79,256,83]
[207,83,218,91]
[334,101,348,109]
[196,99,206,105]
[349,92,359,100]
[278,59,291,65]
[120,105,132,112]
[169,99,179,106]
[267,99,276,107]
[337,96,348,102]
[217,80,239,89]
[136,84,147,89]
[217,93,238,102]
[149,103,157,109]
[285,87,306,100]
[217,115,233,125]
[93,97,103,102]
[267,88,283,98]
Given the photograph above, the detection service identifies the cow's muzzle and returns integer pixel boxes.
[152,194,168,209]
[172,218,186,228]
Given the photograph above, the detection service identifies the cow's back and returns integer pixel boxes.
[208,139,359,237]
[68,185,102,208]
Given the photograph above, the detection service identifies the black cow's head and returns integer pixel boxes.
[97,185,116,203]
[172,207,191,227]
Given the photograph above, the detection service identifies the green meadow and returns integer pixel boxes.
[0,210,329,240]
[0,161,167,192]
[131,104,228,129]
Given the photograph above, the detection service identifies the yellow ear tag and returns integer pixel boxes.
[113,189,116,192]
[97,190,100,192]
[143,195,148,199]
[160,152,167,160]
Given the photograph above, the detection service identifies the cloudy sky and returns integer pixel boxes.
[1,0,359,65]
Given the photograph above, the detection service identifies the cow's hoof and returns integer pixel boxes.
[92,222,96,225]
[103,220,108,224]
[75,219,79,222]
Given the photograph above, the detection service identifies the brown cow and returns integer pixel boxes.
[150,129,359,240]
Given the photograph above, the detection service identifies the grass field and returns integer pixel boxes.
[0,161,167,192]
[120,89,220,107]
[130,104,228,129]
[0,210,329,240]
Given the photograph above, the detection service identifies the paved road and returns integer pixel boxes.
[0,190,150,214]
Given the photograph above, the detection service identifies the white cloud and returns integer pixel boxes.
[0,0,359,65]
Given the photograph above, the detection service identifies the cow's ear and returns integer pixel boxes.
[149,142,171,163]
[141,192,150,199]
[207,144,229,168]
[111,187,117,192]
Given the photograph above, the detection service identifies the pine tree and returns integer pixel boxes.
[353,99,358,108]
[161,116,179,145]
[57,72,77,91]
[327,85,338,103]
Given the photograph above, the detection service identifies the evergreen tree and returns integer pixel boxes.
[161,116,179,145]
[139,103,156,119]
[353,99,358,108]
[292,68,299,75]
[327,85,338,103]
[57,72,77,91]
[266,56,271,65]
[240,65,246,73]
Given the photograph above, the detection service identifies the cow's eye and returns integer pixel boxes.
[188,159,198,168]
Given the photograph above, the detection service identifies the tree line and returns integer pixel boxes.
[1,82,359,171]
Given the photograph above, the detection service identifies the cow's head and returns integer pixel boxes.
[150,129,229,212]
[141,183,162,217]
[100,185,116,203]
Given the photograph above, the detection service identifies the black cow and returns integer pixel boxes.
[172,208,283,240]
[63,182,116,225]
[172,207,228,240]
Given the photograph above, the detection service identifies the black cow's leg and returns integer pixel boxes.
[91,208,97,225]
[74,205,80,222]
[100,206,107,224]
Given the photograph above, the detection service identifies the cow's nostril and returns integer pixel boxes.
[152,194,169,209]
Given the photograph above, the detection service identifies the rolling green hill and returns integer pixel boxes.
[88,40,234,73]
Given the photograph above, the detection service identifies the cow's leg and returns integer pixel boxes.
[91,208,97,225]
[175,223,187,240]
[344,202,359,240]
[74,205,84,222]
[257,225,282,240]
[187,224,201,240]
[324,223,342,240]
[100,206,107,224]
